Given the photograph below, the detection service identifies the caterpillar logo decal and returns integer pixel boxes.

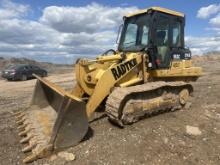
[111,58,137,80]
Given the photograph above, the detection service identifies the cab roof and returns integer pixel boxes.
[126,6,184,18]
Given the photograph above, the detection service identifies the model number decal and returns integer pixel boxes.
[185,53,191,58]
[173,54,181,59]
[111,58,137,80]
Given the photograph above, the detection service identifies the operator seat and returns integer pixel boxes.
[156,31,169,66]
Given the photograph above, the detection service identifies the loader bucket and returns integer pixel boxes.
[14,74,88,163]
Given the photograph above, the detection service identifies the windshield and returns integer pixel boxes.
[5,65,17,70]
[118,14,150,52]
[5,64,24,70]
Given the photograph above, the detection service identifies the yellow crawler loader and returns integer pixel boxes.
[14,7,202,163]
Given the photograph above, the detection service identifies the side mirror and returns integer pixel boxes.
[116,24,123,44]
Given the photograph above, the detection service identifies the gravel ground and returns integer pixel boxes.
[0,58,220,165]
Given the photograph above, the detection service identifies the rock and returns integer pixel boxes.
[184,102,192,110]
[213,127,220,134]
[203,138,207,141]
[58,151,76,161]
[186,125,202,136]
[49,154,57,161]
[179,140,186,146]
[163,137,169,144]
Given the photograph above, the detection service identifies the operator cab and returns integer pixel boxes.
[118,7,191,69]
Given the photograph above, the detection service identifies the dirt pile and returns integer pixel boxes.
[192,54,220,63]
[0,57,72,75]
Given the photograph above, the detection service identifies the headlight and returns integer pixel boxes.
[10,72,15,75]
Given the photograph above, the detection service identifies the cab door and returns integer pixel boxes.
[154,14,171,68]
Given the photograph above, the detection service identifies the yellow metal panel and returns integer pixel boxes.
[86,55,142,117]
[171,60,192,68]
[96,54,122,62]
[71,83,85,98]
[182,60,192,68]
[119,77,142,87]
[126,6,184,18]
[151,67,202,77]
[150,60,202,77]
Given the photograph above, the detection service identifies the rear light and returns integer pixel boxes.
[156,59,160,65]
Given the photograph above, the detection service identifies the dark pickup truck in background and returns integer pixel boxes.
[1,64,47,81]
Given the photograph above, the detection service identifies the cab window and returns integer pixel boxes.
[156,22,169,46]
[155,16,169,66]
[119,15,150,51]
[172,22,181,47]
[141,25,149,45]
[123,23,138,47]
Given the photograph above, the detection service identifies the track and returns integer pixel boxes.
[106,81,193,127]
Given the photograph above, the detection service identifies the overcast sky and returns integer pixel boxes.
[0,0,220,63]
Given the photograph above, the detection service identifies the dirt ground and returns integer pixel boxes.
[0,58,220,165]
